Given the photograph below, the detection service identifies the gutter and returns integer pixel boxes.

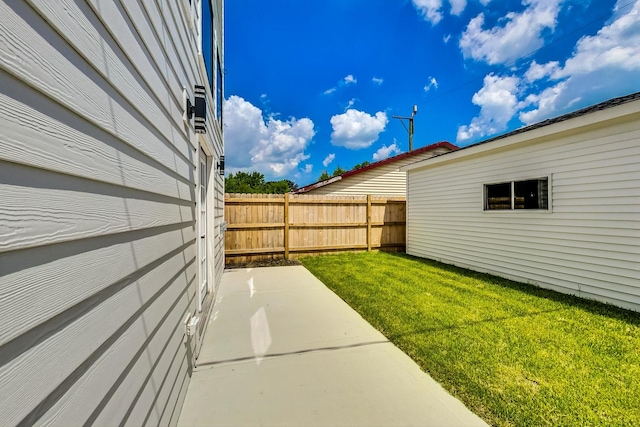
[294,175,342,194]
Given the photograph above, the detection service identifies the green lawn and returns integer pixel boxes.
[300,252,640,427]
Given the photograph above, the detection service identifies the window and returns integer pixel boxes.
[485,178,549,210]
[201,0,214,91]
[216,52,223,122]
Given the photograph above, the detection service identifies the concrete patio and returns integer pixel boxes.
[178,265,487,427]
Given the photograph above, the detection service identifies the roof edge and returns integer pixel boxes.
[293,175,342,194]
[294,141,457,194]
[401,91,640,173]
[340,141,457,179]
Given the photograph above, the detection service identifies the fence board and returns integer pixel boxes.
[224,193,406,264]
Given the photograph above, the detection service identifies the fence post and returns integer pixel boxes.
[284,193,290,260]
[366,194,372,252]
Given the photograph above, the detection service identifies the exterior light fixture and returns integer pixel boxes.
[182,85,207,134]
[217,156,225,176]
[183,88,195,121]
[194,85,207,134]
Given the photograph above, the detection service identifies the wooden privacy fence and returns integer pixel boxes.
[224,193,406,264]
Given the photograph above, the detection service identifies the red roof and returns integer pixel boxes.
[294,141,457,194]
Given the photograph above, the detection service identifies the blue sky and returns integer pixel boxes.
[223,0,640,186]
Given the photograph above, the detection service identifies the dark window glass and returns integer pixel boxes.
[514,180,535,209]
[216,53,223,122]
[485,178,548,210]
[486,182,511,210]
[202,0,214,91]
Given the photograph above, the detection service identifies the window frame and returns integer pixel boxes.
[189,0,202,34]
[200,0,215,92]
[482,175,552,213]
[216,50,223,124]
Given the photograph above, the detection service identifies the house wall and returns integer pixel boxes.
[406,106,640,312]
[308,147,451,196]
[0,0,223,425]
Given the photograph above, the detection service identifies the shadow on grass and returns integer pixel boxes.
[386,307,567,341]
[384,252,640,326]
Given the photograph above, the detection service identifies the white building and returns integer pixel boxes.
[402,93,640,312]
[0,0,224,424]
[295,142,457,196]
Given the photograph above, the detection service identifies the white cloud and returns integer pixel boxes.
[555,1,640,78]
[412,0,443,24]
[520,0,640,123]
[458,0,640,142]
[524,60,560,82]
[303,164,313,173]
[518,81,570,124]
[457,74,521,142]
[330,109,389,149]
[412,0,471,23]
[443,34,452,43]
[460,0,563,65]
[372,143,402,161]
[423,76,439,91]
[224,95,314,178]
[345,98,356,111]
[323,74,358,95]
[450,0,467,15]
[372,77,384,85]
[323,153,336,167]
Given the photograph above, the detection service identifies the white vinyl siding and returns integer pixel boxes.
[307,147,452,196]
[406,111,640,312]
[0,0,223,426]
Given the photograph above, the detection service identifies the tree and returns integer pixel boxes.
[318,171,330,181]
[225,171,298,194]
[225,171,266,193]
[263,180,290,194]
[283,179,299,192]
[332,165,346,176]
[266,179,298,193]
[352,161,371,170]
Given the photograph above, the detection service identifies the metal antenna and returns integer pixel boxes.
[392,105,418,151]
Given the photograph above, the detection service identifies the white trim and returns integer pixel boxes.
[401,99,640,173]
[198,148,208,311]
[181,0,194,28]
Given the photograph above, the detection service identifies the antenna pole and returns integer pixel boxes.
[409,116,414,151]
[392,105,418,151]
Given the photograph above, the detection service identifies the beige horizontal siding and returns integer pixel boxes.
[309,147,451,196]
[310,167,406,196]
[406,113,640,312]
